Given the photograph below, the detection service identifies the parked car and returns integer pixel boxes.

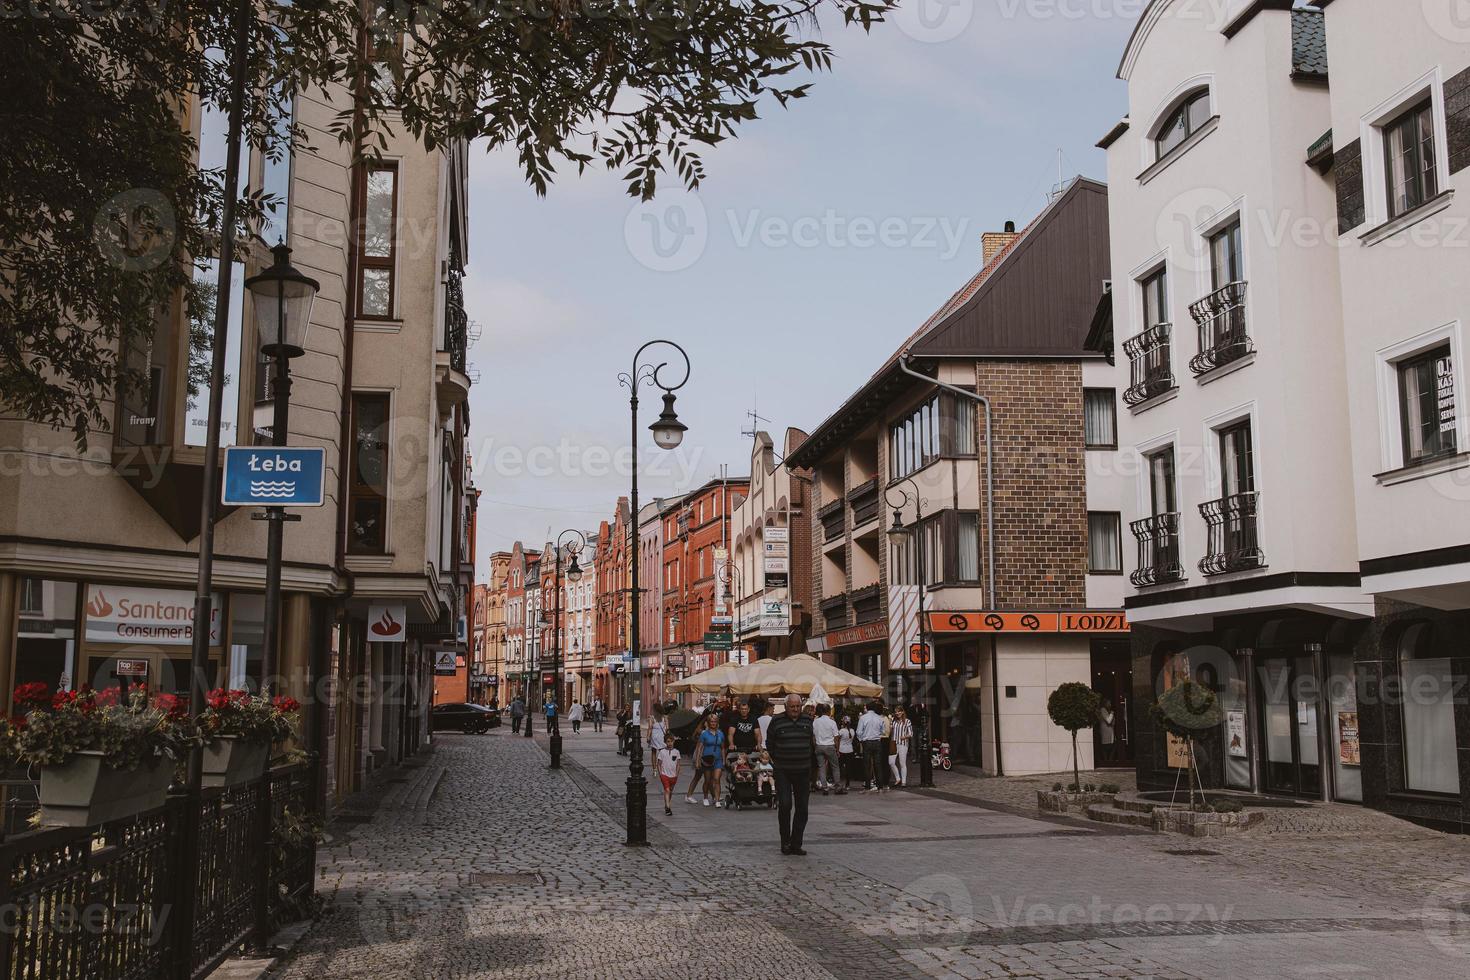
[431,702,500,734]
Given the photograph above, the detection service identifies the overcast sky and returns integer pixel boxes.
[464,3,1138,566]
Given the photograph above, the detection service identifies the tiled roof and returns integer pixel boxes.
[1291,8,1328,79]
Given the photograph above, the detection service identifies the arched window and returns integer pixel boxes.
[1154,89,1211,160]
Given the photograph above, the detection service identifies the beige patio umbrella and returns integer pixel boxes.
[727,654,881,698]
[665,660,746,693]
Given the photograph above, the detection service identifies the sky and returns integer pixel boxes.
[464,1,1140,568]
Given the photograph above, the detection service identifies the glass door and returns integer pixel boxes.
[1257,657,1320,796]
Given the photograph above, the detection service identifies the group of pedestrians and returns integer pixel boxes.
[504,695,606,736]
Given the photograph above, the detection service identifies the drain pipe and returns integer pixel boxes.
[898,355,1001,775]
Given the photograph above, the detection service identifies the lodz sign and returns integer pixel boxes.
[221,447,326,507]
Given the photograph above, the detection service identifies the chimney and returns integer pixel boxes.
[982,220,1019,266]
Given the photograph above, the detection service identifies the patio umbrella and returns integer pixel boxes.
[727,654,881,698]
[666,660,745,693]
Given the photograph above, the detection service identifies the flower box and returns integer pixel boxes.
[201,736,271,789]
[1036,790,1115,814]
[38,751,174,827]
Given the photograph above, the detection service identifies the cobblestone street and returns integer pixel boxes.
[267,731,1470,979]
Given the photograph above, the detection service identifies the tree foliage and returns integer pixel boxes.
[0,0,896,445]
[1047,682,1100,795]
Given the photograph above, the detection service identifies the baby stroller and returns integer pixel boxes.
[723,752,775,810]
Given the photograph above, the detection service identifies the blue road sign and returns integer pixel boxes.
[222,446,326,507]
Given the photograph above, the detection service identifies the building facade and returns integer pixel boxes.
[788,179,1126,776]
[0,62,477,809]
[594,498,631,708]
[661,476,750,696]
[730,430,813,661]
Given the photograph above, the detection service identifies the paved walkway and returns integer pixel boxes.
[263,728,1470,979]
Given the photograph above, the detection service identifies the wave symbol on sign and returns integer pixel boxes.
[248,480,297,498]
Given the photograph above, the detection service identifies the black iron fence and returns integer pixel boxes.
[444,272,469,374]
[1198,491,1265,575]
[1188,281,1251,376]
[0,764,316,980]
[1122,323,1175,407]
[1129,512,1183,587]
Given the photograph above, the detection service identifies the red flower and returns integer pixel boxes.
[272,695,301,714]
[206,688,232,710]
[51,689,78,709]
[13,682,50,708]
[153,693,189,721]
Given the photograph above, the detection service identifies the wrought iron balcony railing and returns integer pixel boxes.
[1197,491,1264,576]
[1122,324,1176,406]
[444,271,468,375]
[1129,512,1183,587]
[1188,281,1252,376]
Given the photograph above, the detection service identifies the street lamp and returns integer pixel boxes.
[886,478,934,789]
[618,339,690,847]
[715,558,744,669]
[244,241,319,690]
[548,529,587,769]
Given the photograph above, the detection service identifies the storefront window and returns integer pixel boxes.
[229,594,265,691]
[14,578,79,695]
[1399,623,1460,795]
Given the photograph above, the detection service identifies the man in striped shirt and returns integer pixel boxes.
[766,693,816,855]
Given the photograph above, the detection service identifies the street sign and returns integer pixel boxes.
[432,650,457,675]
[703,632,733,651]
[222,446,326,507]
[908,642,931,666]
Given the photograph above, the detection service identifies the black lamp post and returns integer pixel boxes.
[716,558,744,669]
[548,529,586,769]
[886,479,934,789]
[618,340,690,846]
[244,242,320,690]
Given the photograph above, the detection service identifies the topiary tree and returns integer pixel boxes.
[1149,680,1224,810]
[1047,682,1101,796]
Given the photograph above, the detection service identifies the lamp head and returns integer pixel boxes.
[245,241,319,359]
[887,508,912,543]
[649,391,687,450]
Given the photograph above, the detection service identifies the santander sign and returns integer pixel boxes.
[84,585,222,646]
[367,603,406,643]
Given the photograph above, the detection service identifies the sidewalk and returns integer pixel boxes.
[253,727,1470,979]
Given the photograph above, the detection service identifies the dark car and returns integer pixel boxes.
[431,702,500,734]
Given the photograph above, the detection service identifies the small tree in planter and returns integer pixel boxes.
[1149,680,1223,810]
[1047,682,1101,796]
[10,683,194,826]
[196,690,300,788]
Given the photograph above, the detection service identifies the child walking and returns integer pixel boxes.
[657,744,682,815]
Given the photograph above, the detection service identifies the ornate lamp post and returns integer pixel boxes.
[548,529,586,769]
[886,478,935,789]
[715,558,745,666]
[243,242,320,689]
[618,340,690,846]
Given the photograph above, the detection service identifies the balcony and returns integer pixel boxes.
[1198,491,1264,576]
[1122,324,1176,407]
[819,593,848,630]
[847,477,880,528]
[850,584,882,625]
[818,497,845,543]
[1188,281,1252,376]
[1129,512,1183,587]
[435,271,471,415]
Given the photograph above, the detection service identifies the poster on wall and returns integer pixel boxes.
[367,602,407,643]
[1162,652,1192,769]
[1338,711,1361,766]
[1437,355,1455,434]
[84,585,222,646]
[1226,708,1247,758]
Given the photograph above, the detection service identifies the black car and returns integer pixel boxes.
[431,702,500,734]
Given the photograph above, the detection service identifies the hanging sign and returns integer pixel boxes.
[84,585,222,646]
[432,649,457,675]
[368,603,407,643]
[221,446,327,507]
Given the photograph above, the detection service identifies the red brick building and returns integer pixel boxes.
[594,498,631,707]
[661,476,749,679]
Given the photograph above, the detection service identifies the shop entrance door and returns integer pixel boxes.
[1091,641,1133,768]
[1257,657,1321,796]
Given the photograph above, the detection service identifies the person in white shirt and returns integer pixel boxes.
[856,703,886,791]
[889,706,914,787]
[656,745,681,815]
[811,704,840,794]
[756,700,774,743]
[836,715,856,793]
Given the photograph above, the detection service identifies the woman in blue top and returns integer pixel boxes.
[694,714,726,807]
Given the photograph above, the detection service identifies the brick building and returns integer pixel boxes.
[660,476,749,694]
[594,498,631,707]
[786,178,1128,776]
[473,553,510,705]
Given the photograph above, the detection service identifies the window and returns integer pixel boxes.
[348,392,390,553]
[1384,101,1438,220]
[1087,513,1123,573]
[1398,345,1456,464]
[1147,447,1177,516]
[1084,389,1117,449]
[13,578,78,696]
[1218,420,1255,496]
[1155,90,1211,159]
[1398,623,1461,795]
[1141,268,1168,329]
[358,164,398,318]
[889,393,975,480]
[1209,220,1242,291]
[888,513,979,585]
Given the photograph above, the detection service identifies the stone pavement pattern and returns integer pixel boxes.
[264,730,1470,979]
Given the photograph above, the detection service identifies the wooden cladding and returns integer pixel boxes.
[1334,139,1366,233]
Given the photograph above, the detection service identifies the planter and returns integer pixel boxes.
[1151,806,1264,838]
[201,736,271,789]
[1037,790,1115,814]
[38,751,174,827]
